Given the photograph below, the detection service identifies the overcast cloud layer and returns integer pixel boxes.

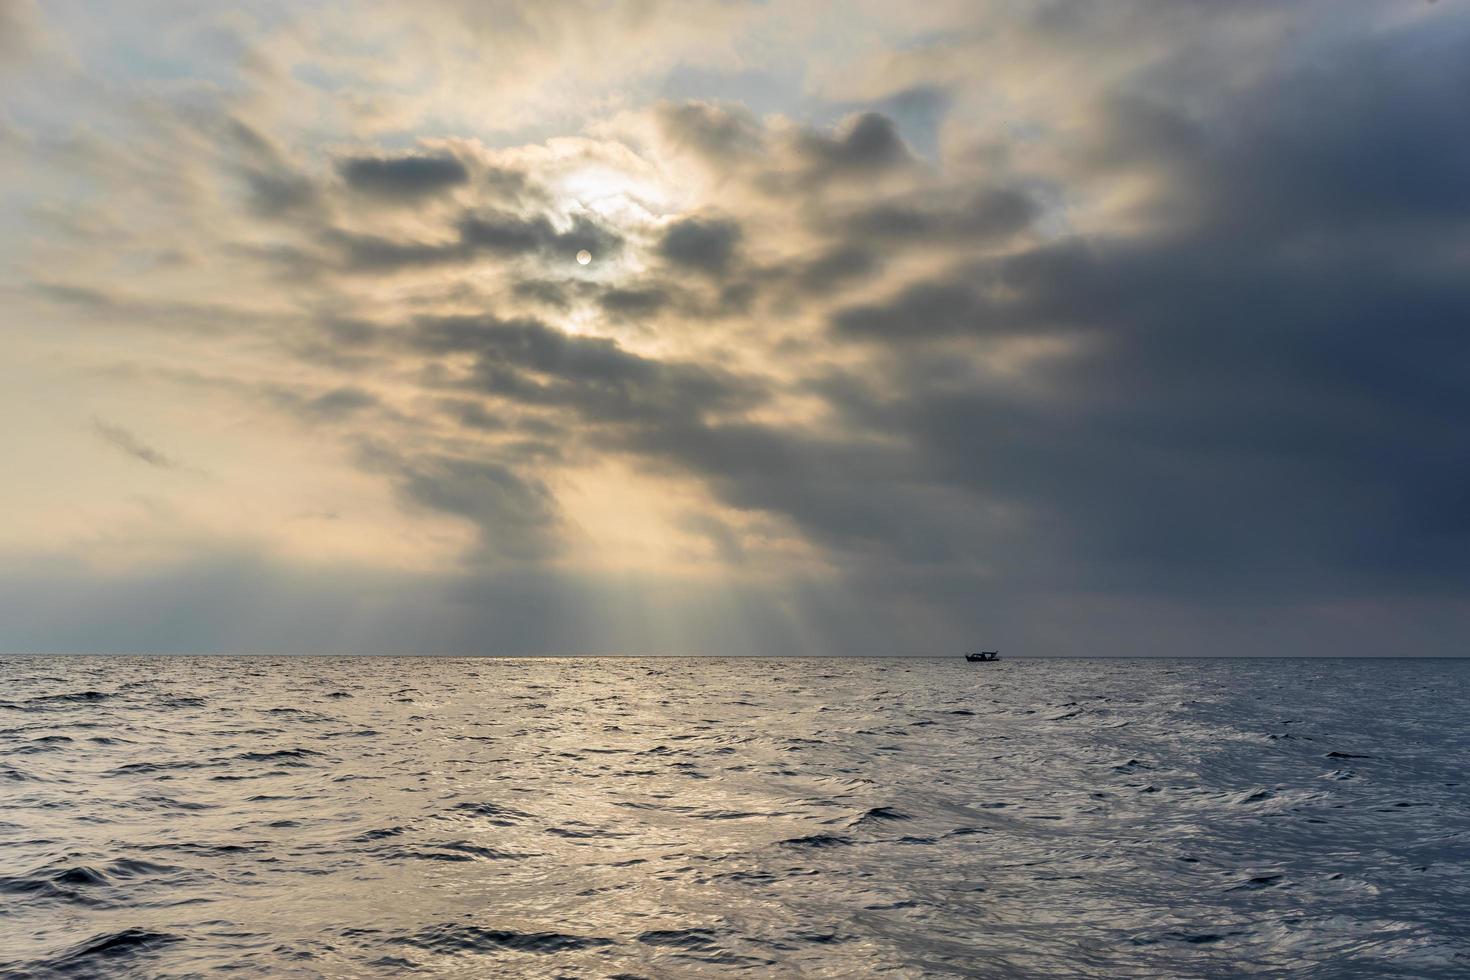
[2,0,1467,655]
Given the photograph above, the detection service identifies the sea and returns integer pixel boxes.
[1,656,1467,978]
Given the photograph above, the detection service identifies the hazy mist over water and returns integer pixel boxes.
[2,656,1468,978]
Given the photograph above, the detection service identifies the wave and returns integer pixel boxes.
[3,655,1467,978]
[398,924,613,955]
[3,928,184,976]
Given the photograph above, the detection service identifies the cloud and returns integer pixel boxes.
[597,285,671,318]
[0,0,43,69]
[329,209,622,273]
[657,215,742,274]
[800,16,1470,597]
[362,447,563,563]
[794,245,877,294]
[408,313,764,424]
[841,187,1039,245]
[790,111,912,180]
[339,151,470,200]
[243,169,319,217]
[5,0,1470,656]
[91,417,179,470]
[265,384,384,423]
[865,85,951,160]
[655,100,765,167]
[218,116,323,219]
[832,278,991,340]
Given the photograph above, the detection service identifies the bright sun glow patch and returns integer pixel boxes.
[557,165,667,222]
[577,249,592,265]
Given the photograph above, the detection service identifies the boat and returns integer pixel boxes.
[964,651,999,662]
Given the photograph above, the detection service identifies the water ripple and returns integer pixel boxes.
[0,655,1467,977]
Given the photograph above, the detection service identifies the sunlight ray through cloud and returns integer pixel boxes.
[0,0,1467,658]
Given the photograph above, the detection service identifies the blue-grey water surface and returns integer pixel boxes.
[1,657,1468,978]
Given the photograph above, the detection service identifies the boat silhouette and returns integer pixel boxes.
[965,651,999,662]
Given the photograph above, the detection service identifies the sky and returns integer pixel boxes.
[1,0,1467,656]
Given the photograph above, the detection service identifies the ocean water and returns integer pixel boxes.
[1,657,1467,979]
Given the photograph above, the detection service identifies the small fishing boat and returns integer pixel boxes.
[965,651,999,662]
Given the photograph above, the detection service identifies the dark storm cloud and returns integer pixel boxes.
[243,169,318,217]
[285,316,387,371]
[310,387,379,417]
[12,0,1470,663]
[412,314,639,374]
[359,445,562,562]
[339,151,469,200]
[369,9,1464,608]
[597,284,671,318]
[797,16,1470,596]
[326,228,451,271]
[622,415,978,565]
[833,279,988,340]
[511,278,575,310]
[410,314,764,423]
[440,398,506,432]
[657,216,741,274]
[843,186,1039,245]
[315,316,382,349]
[869,85,951,160]
[220,116,322,219]
[1081,40,1470,241]
[459,210,613,257]
[480,165,544,204]
[793,111,911,176]
[794,245,877,294]
[92,417,178,469]
[330,209,622,272]
[655,100,764,166]
[826,241,1107,342]
[662,104,918,193]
